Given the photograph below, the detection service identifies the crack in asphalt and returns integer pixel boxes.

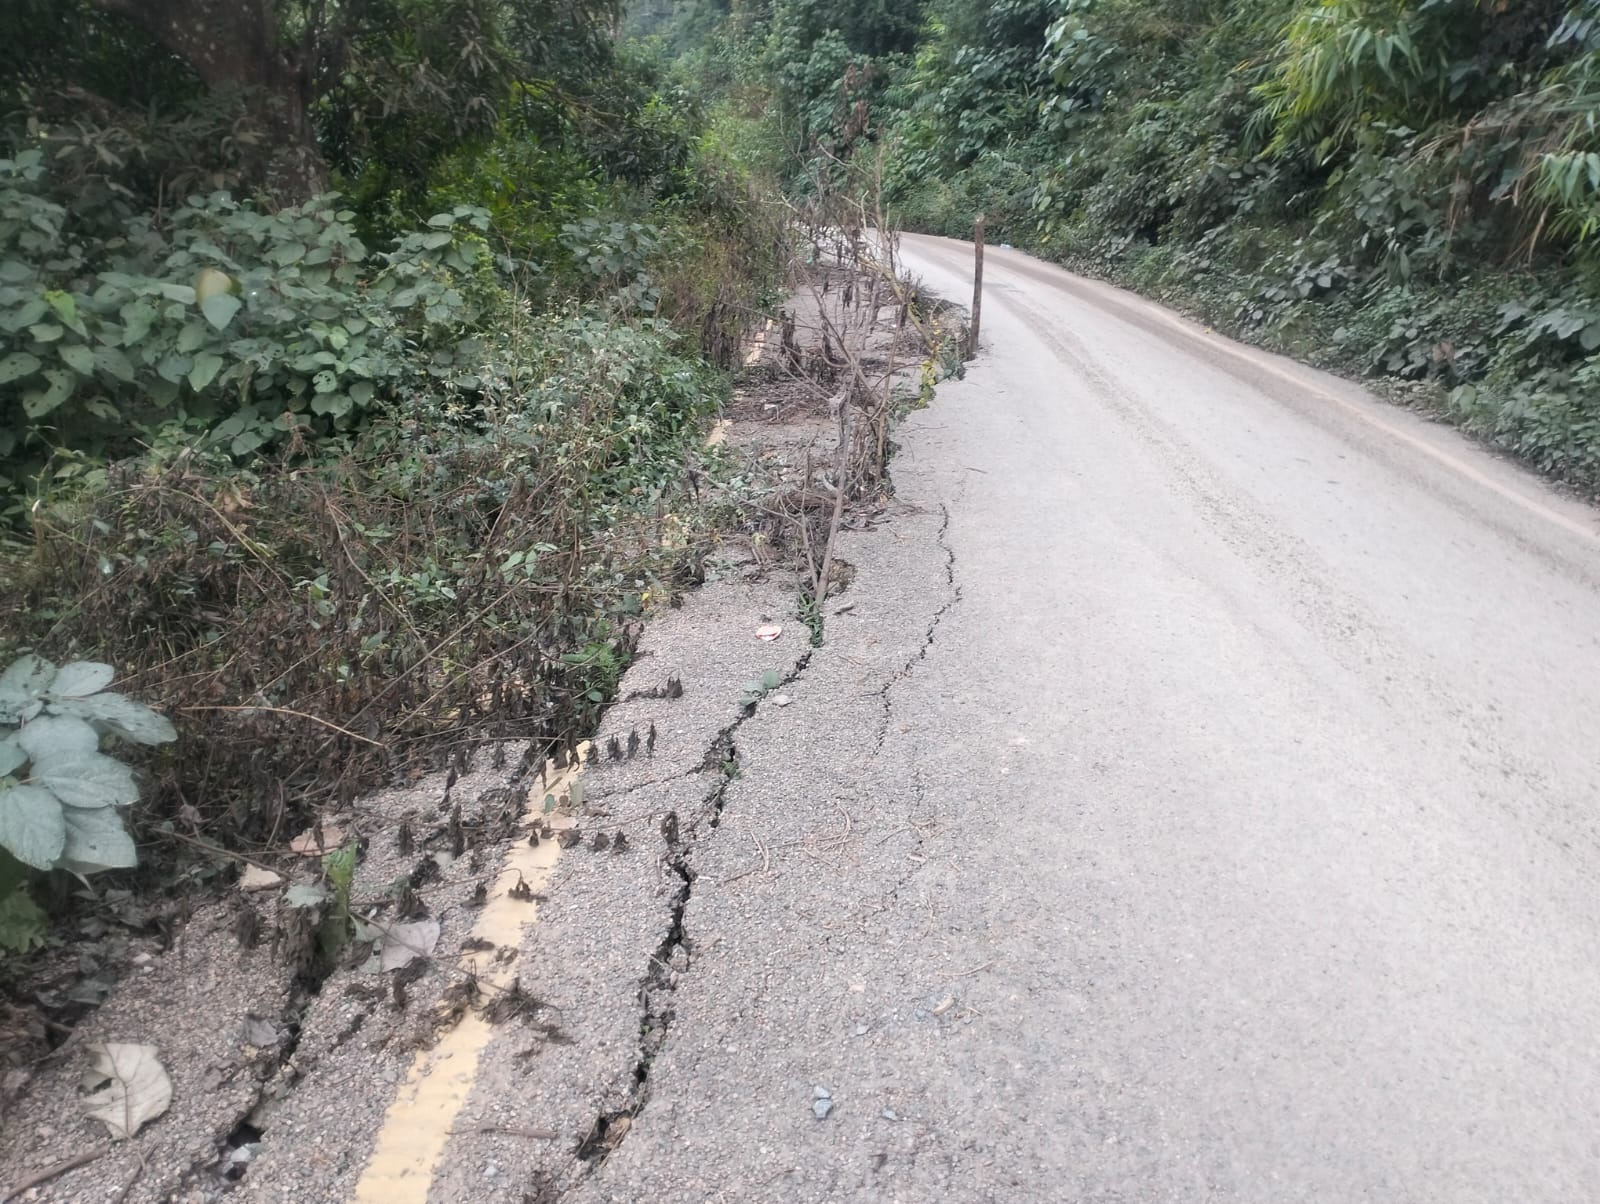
[872,503,962,757]
[874,503,962,899]
[574,502,959,1176]
[575,645,815,1170]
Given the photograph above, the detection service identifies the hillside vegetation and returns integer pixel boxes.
[0,0,780,948]
[642,0,1600,489]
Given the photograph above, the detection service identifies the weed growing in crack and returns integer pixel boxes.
[739,669,782,713]
[798,590,825,646]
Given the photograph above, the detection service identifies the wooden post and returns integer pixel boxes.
[966,212,985,361]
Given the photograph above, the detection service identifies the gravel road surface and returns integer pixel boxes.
[578,235,1600,1202]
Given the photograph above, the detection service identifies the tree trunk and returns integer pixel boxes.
[86,0,328,200]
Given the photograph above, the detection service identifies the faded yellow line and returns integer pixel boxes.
[743,317,775,367]
[353,748,586,1201]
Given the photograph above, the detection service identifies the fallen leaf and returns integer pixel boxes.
[379,918,441,972]
[81,1042,172,1139]
[240,1015,280,1048]
[284,883,328,909]
[238,865,282,891]
[290,821,347,856]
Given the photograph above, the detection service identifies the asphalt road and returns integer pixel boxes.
[584,235,1600,1203]
[13,236,1599,1204]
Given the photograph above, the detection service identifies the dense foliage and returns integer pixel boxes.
[651,0,1600,489]
[0,0,780,937]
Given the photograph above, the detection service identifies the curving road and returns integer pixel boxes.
[583,234,1600,1203]
[876,234,1600,1199]
[10,235,1599,1204]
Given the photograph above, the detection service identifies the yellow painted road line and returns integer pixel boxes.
[353,747,586,1201]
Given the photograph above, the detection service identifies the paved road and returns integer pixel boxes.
[12,237,1600,1204]
[583,235,1600,1203]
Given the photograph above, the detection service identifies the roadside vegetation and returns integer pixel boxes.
[642,0,1600,491]
[0,0,784,953]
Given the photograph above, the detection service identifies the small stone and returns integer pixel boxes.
[854,1024,869,1036]
[484,1162,500,1180]
[812,1098,834,1120]
[813,1085,831,1099]
[881,1108,898,1121]
[772,694,792,707]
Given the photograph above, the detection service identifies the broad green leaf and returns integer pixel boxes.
[0,698,42,726]
[0,656,54,702]
[1,297,47,332]
[0,889,47,954]
[45,694,176,745]
[422,231,453,250]
[49,662,113,698]
[310,392,352,418]
[349,380,375,406]
[313,369,337,394]
[201,293,242,331]
[0,784,66,870]
[0,738,25,777]
[0,351,39,383]
[28,322,63,343]
[23,369,73,417]
[95,345,136,383]
[58,342,95,375]
[188,352,224,392]
[155,354,191,385]
[33,751,138,809]
[177,321,210,353]
[60,804,137,871]
[15,714,98,762]
[44,289,77,327]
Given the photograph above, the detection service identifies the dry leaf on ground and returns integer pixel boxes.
[81,1042,172,1139]
[289,821,347,856]
[379,918,441,972]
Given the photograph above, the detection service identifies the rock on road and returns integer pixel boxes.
[577,235,1600,1203]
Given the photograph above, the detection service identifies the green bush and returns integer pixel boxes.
[0,148,523,500]
[0,655,175,952]
[6,309,721,862]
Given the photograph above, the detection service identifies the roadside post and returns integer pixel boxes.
[966,212,984,360]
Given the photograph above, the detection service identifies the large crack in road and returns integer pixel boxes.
[568,235,1600,1203]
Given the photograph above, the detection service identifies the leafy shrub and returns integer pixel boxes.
[0,148,514,500]
[0,655,175,951]
[6,310,722,862]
